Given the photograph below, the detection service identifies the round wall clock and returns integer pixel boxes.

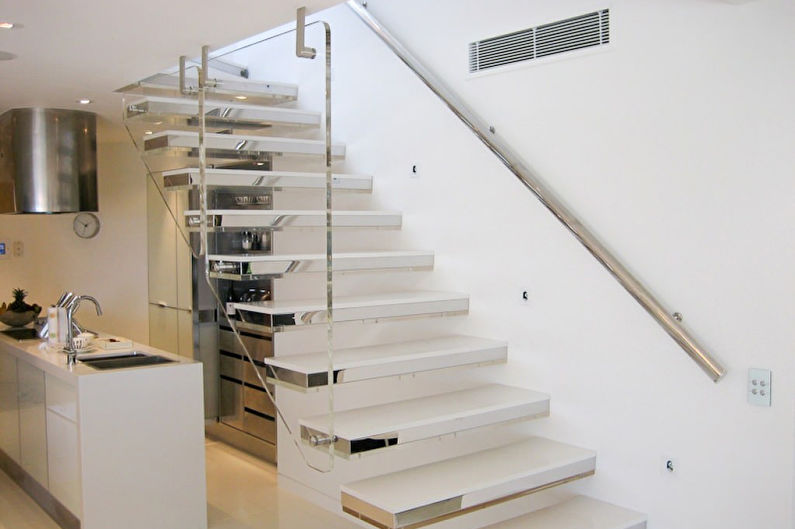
[73,212,101,239]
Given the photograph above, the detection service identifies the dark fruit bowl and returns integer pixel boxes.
[0,310,39,328]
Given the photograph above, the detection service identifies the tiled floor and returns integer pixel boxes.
[0,439,360,529]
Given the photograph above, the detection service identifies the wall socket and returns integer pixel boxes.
[12,241,23,257]
[748,368,772,407]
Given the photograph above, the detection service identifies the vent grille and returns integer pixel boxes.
[468,9,610,73]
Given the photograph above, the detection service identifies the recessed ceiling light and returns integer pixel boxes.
[0,51,16,61]
[144,130,153,135]
[0,22,15,30]
[234,95,248,100]
[77,99,92,105]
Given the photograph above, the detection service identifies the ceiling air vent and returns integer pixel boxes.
[468,9,610,73]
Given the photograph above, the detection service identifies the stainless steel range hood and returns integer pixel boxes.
[0,108,98,214]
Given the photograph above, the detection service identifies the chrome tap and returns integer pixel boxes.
[65,295,103,366]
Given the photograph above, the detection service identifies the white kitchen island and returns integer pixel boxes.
[0,332,207,529]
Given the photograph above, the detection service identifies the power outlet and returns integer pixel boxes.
[12,241,23,257]
[748,368,772,407]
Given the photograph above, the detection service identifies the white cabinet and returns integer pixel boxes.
[148,303,180,355]
[178,309,194,359]
[0,350,20,463]
[17,360,48,487]
[148,303,194,358]
[147,179,194,357]
[175,190,193,311]
[147,177,179,309]
[46,410,81,516]
[45,374,81,516]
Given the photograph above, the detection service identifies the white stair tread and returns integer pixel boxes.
[267,335,507,388]
[144,130,345,158]
[234,291,468,315]
[341,437,596,528]
[184,209,401,229]
[162,168,372,192]
[484,496,646,529]
[301,384,549,455]
[118,73,298,104]
[126,95,320,126]
[210,250,433,276]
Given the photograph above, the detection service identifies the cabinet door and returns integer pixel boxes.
[147,177,178,308]
[148,303,179,354]
[177,309,194,359]
[175,190,194,311]
[17,360,48,486]
[46,410,81,516]
[0,351,20,463]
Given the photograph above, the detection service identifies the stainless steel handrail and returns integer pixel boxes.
[346,0,726,382]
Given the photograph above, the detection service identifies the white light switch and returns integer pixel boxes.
[748,368,772,407]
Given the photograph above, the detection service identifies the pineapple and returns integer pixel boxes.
[8,288,32,312]
[0,289,40,327]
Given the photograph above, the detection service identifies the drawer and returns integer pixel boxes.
[45,374,77,422]
[244,385,275,418]
[219,329,272,363]
[220,354,272,389]
[243,410,276,443]
[219,378,244,430]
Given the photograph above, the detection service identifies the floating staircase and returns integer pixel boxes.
[266,335,507,390]
[125,95,321,130]
[300,384,549,458]
[118,73,298,104]
[233,291,469,332]
[341,437,596,529]
[122,69,646,528]
[184,209,402,231]
[484,496,647,529]
[209,250,434,280]
[144,130,346,159]
[161,167,372,192]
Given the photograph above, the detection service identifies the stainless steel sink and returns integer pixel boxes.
[78,351,175,370]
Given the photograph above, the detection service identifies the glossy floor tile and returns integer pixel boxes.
[0,439,360,529]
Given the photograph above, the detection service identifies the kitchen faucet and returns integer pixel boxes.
[65,295,103,366]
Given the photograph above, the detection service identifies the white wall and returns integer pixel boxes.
[0,120,149,343]
[227,1,794,528]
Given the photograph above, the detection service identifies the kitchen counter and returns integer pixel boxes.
[0,331,197,380]
[0,330,207,529]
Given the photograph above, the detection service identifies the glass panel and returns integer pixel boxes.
[120,21,338,472]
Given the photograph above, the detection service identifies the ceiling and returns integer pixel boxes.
[0,0,341,124]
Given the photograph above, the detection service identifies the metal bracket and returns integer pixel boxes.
[179,55,188,95]
[187,57,249,79]
[296,7,317,59]
[308,434,337,447]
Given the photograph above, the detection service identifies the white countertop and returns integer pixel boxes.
[0,329,197,383]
